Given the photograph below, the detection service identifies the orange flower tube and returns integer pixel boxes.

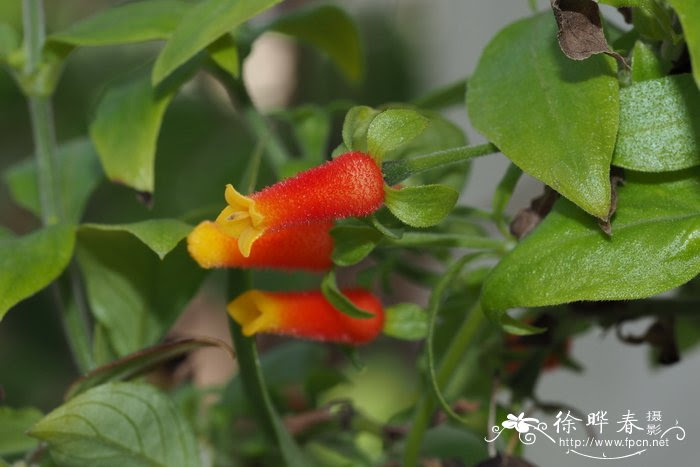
[228,289,384,345]
[215,152,384,257]
[187,221,333,271]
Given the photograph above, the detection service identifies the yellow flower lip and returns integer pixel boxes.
[215,184,265,257]
[227,291,280,336]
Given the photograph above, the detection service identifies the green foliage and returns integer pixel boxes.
[613,74,700,171]
[668,0,700,88]
[331,224,382,266]
[75,229,205,356]
[0,224,75,320]
[384,184,458,228]
[267,4,363,82]
[208,33,240,78]
[4,139,102,223]
[0,22,19,62]
[383,303,428,340]
[152,0,282,85]
[0,406,43,456]
[630,41,667,82]
[366,109,428,161]
[29,382,200,467]
[342,105,380,152]
[467,12,619,219]
[482,169,700,316]
[321,270,375,319]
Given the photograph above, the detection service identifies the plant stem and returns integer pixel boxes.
[227,271,307,466]
[403,301,485,467]
[411,78,467,110]
[383,143,499,186]
[22,0,93,372]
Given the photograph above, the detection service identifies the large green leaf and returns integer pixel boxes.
[466,13,619,219]
[482,169,700,317]
[80,219,192,260]
[3,139,102,223]
[613,74,700,171]
[0,224,75,320]
[0,407,43,456]
[29,382,200,467]
[668,0,700,89]
[384,184,458,228]
[267,4,363,82]
[48,0,188,48]
[76,228,205,356]
[152,0,281,85]
[90,73,176,194]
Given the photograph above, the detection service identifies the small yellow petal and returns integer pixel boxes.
[237,226,265,258]
[228,291,281,336]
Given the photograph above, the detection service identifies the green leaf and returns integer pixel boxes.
[152,0,282,85]
[80,219,192,260]
[90,73,175,193]
[267,4,363,82]
[0,22,19,62]
[3,139,102,223]
[66,337,233,400]
[341,105,380,152]
[466,13,618,219]
[482,168,700,316]
[29,382,200,467]
[630,41,667,82]
[383,303,427,340]
[0,407,43,456]
[47,0,188,48]
[668,0,700,89]
[330,225,382,266]
[76,228,205,356]
[208,33,240,78]
[366,109,429,161]
[613,74,700,171]
[0,224,75,320]
[384,185,458,228]
[320,270,374,319]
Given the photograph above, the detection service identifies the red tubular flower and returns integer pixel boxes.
[228,289,384,344]
[187,221,333,271]
[215,152,384,256]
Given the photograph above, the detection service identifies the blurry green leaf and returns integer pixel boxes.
[411,79,467,110]
[366,109,428,161]
[613,74,700,171]
[500,314,547,336]
[384,185,458,228]
[90,73,175,193]
[0,406,43,456]
[321,270,374,319]
[66,337,233,400]
[492,163,522,221]
[383,303,427,340]
[330,225,382,266]
[668,0,700,88]
[631,41,667,82]
[48,0,188,48]
[208,33,239,78]
[0,22,19,62]
[277,105,331,162]
[80,219,192,260]
[0,224,75,320]
[341,105,380,152]
[482,169,700,317]
[467,13,618,219]
[417,425,488,463]
[152,0,281,85]
[4,139,102,223]
[29,382,200,467]
[76,228,205,356]
[386,232,502,250]
[268,4,363,82]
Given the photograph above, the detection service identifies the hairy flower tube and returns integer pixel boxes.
[215,152,384,257]
[187,220,333,271]
[228,289,384,344]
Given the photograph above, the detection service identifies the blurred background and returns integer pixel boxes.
[0,1,698,465]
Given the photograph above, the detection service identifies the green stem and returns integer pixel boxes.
[227,272,307,466]
[383,143,499,186]
[403,301,485,467]
[411,78,467,110]
[22,0,92,372]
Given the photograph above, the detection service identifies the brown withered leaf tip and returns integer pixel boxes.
[550,0,628,67]
[510,186,559,240]
[598,168,625,236]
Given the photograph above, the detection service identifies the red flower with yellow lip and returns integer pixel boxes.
[187,221,333,271]
[228,289,384,344]
[215,152,384,257]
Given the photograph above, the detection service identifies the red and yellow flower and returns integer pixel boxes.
[228,289,384,344]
